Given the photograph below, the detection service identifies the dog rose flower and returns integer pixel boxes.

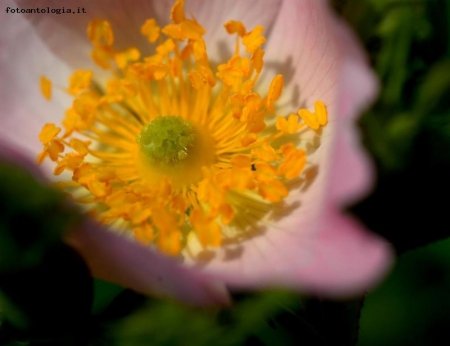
[0,0,393,304]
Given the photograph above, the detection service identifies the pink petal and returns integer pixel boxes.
[14,0,281,67]
[263,0,378,205]
[188,0,393,297]
[327,59,378,205]
[198,207,391,297]
[0,138,46,181]
[14,0,165,68]
[66,221,231,306]
[181,0,282,62]
[293,207,392,296]
[0,0,71,169]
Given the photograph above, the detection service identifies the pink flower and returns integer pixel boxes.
[0,0,393,304]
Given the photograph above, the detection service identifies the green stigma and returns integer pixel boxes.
[137,115,195,164]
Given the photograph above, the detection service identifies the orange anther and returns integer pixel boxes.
[39,123,61,144]
[266,74,283,113]
[171,0,186,24]
[242,25,266,53]
[87,19,114,47]
[224,20,246,36]
[231,154,252,169]
[114,47,140,69]
[141,18,160,43]
[68,70,93,95]
[40,76,52,100]
[298,108,320,130]
[315,100,328,126]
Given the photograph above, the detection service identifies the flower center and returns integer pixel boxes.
[137,115,195,164]
[37,0,328,256]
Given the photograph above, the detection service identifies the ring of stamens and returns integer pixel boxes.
[38,0,327,256]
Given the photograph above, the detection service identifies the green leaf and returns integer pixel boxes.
[351,0,450,253]
[359,238,450,345]
[0,162,93,344]
[103,290,364,346]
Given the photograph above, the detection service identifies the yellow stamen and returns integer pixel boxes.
[40,76,52,100]
[38,0,328,256]
[141,19,160,43]
[114,48,141,69]
[266,74,284,114]
[39,123,60,144]
[87,19,114,47]
[224,20,247,37]
[242,25,266,53]
[171,0,186,24]
[297,100,328,131]
[68,70,93,95]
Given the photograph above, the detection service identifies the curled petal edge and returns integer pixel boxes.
[66,221,231,307]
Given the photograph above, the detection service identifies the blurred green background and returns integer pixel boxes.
[1,0,450,344]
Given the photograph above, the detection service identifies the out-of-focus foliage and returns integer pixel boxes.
[107,290,298,346]
[358,237,450,346]
[345,0,450,253]
[93,287,362,346]
[0,162,76,272]
[1,0,449,345]
[0,162,92,345]
[345,0,450,345]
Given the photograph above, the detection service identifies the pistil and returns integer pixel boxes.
[137,115,195,164]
